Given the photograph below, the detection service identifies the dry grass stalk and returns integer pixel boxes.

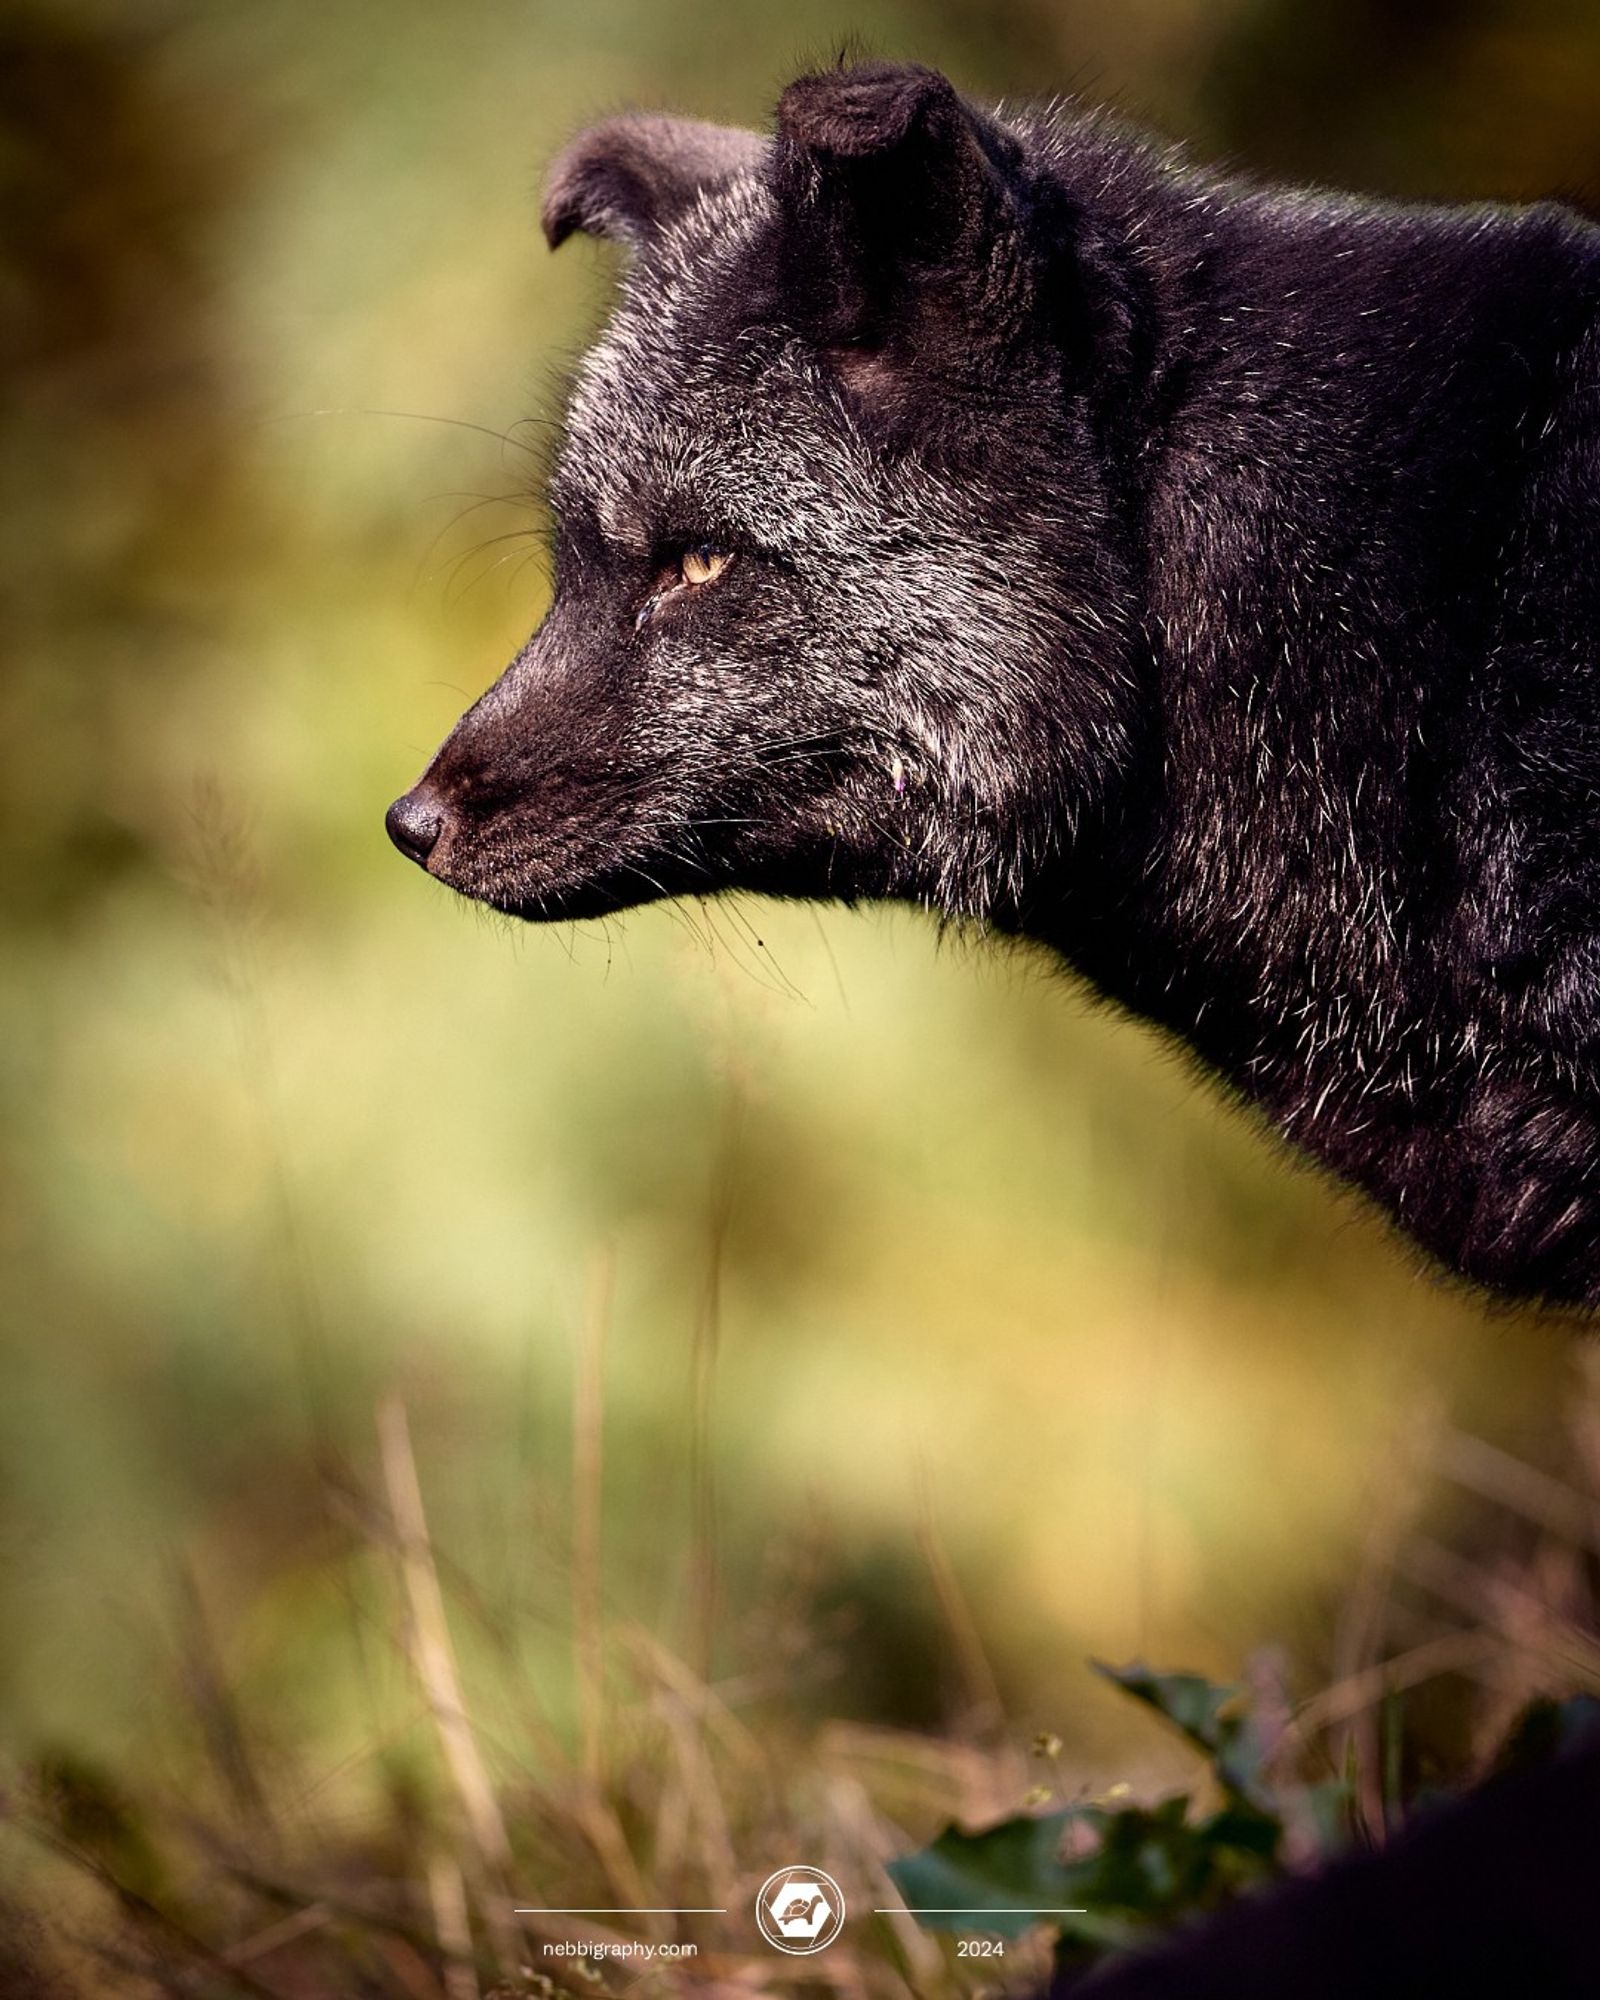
[1291,1627,1505,1738]
[220,1902,331,1970]
[1325,1402,1436,1832]
[573,1248,612,1789]
[688,1184,728,1689]
[426,1853,478,2000]
[376,1395,513,1970]
[913,1455,1006,1760]
[1436,1425,1599,1550]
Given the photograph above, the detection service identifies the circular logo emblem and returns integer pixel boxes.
[755,1865,847,1954]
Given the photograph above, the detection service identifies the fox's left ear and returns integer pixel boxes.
[772,63,1030,363]
[543,115,765,250]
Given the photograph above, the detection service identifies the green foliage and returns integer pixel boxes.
[890,1672,1600,1978]
[882,1809,1085,1942]
[1094,1661,1274,1810]
[888,1661,1350,1969]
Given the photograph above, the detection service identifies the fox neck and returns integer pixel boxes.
[1024,185,1600,1300]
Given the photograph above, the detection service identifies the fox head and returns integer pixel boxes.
[387,63,1159,928]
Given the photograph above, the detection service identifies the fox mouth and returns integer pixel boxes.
[385,720,888,924]
[469,854,697,923]
[384,781,718,922]
[478,874,674,923]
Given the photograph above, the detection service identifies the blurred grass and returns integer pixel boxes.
[12,1366,1600,1995]
[5,0,1600,1989]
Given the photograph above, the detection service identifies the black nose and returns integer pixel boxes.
[386,787,443,865]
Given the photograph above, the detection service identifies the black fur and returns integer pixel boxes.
[388,62,1600,1308]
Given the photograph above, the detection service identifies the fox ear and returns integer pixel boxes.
[773,63,1025,351]
[542,115,766,250]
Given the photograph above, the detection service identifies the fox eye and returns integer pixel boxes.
[680,545,732,587]
[634,545,735,633]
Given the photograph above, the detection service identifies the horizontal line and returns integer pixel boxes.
[514,1908,727,1915]
[875,1907,1088,1914]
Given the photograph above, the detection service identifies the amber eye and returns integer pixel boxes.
[680,545,731,587]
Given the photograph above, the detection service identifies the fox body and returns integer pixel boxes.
[388,62,1600,1307]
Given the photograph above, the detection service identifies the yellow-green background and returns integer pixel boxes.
[5,0,1600,1855]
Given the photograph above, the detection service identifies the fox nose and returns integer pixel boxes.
[385,786,444,866]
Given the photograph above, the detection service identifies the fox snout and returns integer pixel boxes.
[382,629,704,922]
[384,620,615,911]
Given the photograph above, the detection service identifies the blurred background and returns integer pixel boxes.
[5,0,1600,1985]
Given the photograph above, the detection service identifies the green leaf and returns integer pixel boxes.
[1094,1660,1275,1811]
[885,1811,1081,1937]
[1093,1661,1238,1755]
[1074,1797,1277,1917]
[888,1657,1341,1966]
